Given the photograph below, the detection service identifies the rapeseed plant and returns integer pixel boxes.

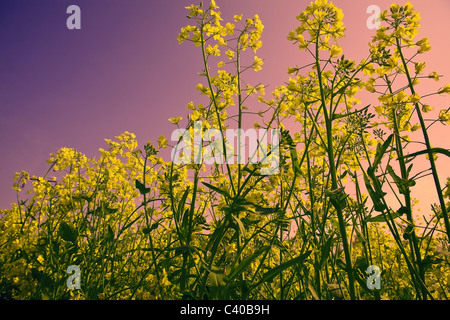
[0,0,449,301]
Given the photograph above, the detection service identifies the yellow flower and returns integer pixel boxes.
[217,37,227,46]
[190,110,201,121]
[185,4,203,17]
[362,63,375,76]
[225,49,235,59]
[256,84,265,95]
[330,45,343,58]
[234,14,243,22]
[246,84,255,95]
[157,135,168,149]
[375,105,384,115]
[414,62,426,74]
[288,67,298,74]
[287,31,296,41]
[397,91,407,101]
[417,37,431,53]
[390,4,400,12]
[409,93,420,103]
[168,117,182,125]
[253,56,263,71]
[439,109,450,124]
[365,79,375,92]
[209,0,219,9]
[422,104,433,113]
[225,243,237,253]
[206,44,220,56]
[217,61,225,68]
[438,84,450,94]
[428,72,440,81]
[225,22,234,35]
[187,101,196,110]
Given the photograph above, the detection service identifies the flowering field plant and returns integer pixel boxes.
[1,0,449,300]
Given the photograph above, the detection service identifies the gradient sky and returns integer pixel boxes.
[0,0,449,212]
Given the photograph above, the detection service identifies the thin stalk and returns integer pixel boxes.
[199,21,236,197]
[395,37,450,243]
[385,74,427,299]
[314,32,356,299]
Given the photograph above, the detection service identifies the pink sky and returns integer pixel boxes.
[0,0,449,214]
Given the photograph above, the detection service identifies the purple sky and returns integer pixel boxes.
[1,0,449,212]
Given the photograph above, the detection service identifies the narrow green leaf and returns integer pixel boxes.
[365,206,408,223]
[208,271,226,287]
[308,283,320,300]
[363,172,386,212]
[353,226,367,244]
[233,216,246,237]
[167,246,197,256]
[400,147,450,160]
[281,129,301,176]
[252,203,280,215]
[119,215,141,236]
[226,246,270,282]
[142,222,159,234]
[177,187,190,222]
[372,134,393,170]
[319,237,334,269]
[254,250,311,286]
[104,224,114,243]
[202,182,231,199]
[386,165,408,195]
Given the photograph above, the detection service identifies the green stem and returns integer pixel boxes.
[384,73,427,299]
[200,21,236,197]
[314,32,356,300]
[395,37,450,243]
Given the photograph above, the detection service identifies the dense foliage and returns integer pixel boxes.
[1,0,449,300]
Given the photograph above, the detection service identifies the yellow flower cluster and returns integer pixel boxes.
[287,0,345,52]
[1,0,449,302]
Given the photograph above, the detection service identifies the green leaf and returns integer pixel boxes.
[319,237,335,269]
[176,187,190,224]
[280,129,301,176]
[167,246,198,256]
[308,283,320,300]
[365,206,409,223]
[325,187,348,210]
[336,258,346,271]
[202,182,231,199]
[340,170,348,179]
[363,172,386,212]
[207,271,226,287]
[372,134,393,171]
[119,215,141,236]
[233,216,246,237]
[142,222,159,234]
[31,268,53,288]
[226,246,270,283]
[254,250,311,287]
[353,226,367,244]
[104,224,114,243]
[400,147,450,160]
[386,165,409,195]
[135,179,150,195]
[59,222,77,243]
[251,203,280,215]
